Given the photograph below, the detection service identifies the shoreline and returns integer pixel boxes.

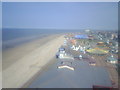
[3,34,64,88]
[3,33,58,52]
[3,34,62,70]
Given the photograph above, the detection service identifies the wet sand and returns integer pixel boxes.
[2,34,64,88]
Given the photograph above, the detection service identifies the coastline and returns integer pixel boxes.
[3,34,62,70]
[3,34,64,88]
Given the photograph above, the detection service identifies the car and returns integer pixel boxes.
[59,47,65,53]
[56,52,59,58]
[59,47,65,51]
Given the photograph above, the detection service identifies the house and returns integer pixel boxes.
[106,56,118,64]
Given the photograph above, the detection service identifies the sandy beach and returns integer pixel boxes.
[2,34,64,88]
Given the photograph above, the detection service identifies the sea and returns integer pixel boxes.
[2,28,82,51]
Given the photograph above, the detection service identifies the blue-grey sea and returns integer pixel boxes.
[2,28,82,51]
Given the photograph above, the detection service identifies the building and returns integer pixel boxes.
[74,34,88,39]
[106,56,118,64]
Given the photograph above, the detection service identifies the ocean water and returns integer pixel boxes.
[2,28,81,51]
[2,28,58,51]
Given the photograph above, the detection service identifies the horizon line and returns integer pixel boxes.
[1,0,119,2]
[2,27,118,31]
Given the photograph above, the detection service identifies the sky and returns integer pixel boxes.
[2,2,118,30]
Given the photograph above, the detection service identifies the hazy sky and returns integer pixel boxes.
[2,2,118,30]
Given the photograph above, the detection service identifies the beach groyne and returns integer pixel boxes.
[3,34,64,88]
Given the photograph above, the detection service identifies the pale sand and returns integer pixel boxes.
[2,34,64,88]
[3,34,62,70]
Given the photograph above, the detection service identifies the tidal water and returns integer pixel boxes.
[2,28,82,51]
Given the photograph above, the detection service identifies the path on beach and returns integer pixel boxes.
[3,34,64,88]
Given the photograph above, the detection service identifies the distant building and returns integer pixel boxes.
[85,29,90,33]
[88,35,94,40]
[74,34,88,39]
[111,34,116,40]
[106,57,117,64]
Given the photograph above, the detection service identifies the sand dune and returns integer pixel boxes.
[3,34,64,88]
